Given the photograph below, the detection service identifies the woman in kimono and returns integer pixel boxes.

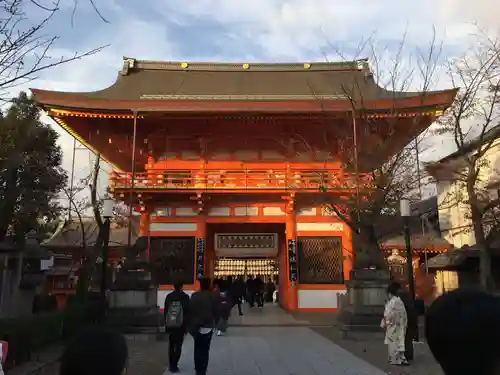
[381,282,409,365]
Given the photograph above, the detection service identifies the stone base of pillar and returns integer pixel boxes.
[336,268,390,334]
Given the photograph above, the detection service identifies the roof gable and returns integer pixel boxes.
[31,57,457,112]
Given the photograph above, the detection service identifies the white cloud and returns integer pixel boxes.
[158,0,498,59]
[19,6,180,199]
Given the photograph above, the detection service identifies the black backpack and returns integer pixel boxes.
[166,300,184,328]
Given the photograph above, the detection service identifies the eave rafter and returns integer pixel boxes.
[45,104,447,173]
[47,106,444,120]
[48,108,144,119]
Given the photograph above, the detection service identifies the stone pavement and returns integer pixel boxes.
[159,304,388,375]
[15,304,441,375]
[312,328,443,375]
[126,337,170,375]
[164,326,389,375]
[229,303,310,326]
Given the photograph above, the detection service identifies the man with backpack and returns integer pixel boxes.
[164,282,190,373]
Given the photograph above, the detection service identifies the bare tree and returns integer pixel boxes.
[0,0,108,100]
[61,174,92,251]
[426,28,500,291]
[315,30,448,271]
[61,154,128,299]
[70,152,107,299]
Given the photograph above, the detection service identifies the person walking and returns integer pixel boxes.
[231,276,246,316]
[246,275,256,308]
[164,282,190,373]
[215,282,232,336]
[254,275,265,309]
[189,278,218,375]
[265,278,276,303]
[381,282,409,366]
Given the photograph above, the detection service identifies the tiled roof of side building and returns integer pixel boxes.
[42,217,140,248]
[30,57,458,111]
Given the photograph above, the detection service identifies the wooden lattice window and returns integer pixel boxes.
[150,236,195,285]
[297,236,344,284]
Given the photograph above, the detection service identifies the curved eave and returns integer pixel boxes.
[30,88,458,114]
[49,114,124,171]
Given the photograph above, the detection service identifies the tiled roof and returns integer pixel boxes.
[42,217,139,248]
[31,57,457,110]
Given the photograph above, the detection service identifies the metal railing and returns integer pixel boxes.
[110,169,372,191]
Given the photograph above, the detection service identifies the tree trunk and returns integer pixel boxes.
[0,167,19,240]
[10,227,26,315]
[352,224,387,270]
[467,182,494,292]
[75,230,103,303]
[75,155,103,302]
[471,208,493,291]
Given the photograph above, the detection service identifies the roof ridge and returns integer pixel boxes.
[120,57,370,75]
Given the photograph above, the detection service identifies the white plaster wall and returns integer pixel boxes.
[176,207,197,216]
[436,139,500,248]
[297,289,346,309]
[235,206,259,216]
[296,222,343,231]
[149,223,197,232]
[262,206,285,216]
[208,207,230,216]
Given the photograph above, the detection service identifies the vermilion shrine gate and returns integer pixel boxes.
[32,58,456,311]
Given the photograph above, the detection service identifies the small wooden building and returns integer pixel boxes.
[42,217,139,309]
[0,233,51,317]
[427,244,500,294]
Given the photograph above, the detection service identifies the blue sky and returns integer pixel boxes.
[21,0,496,187]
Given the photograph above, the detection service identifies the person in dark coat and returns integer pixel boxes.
[264,278,276,303]
[254,276,265,308]
[59,328,128,375]
[164,282,190,373]
[229,276,246,315]
[246,275,256,307]
[426,288,500,375]
[215,284,232,336]
[395,283,418,363]
[189,278,218,375]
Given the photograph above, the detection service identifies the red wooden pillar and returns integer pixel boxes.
[284,201,298,311]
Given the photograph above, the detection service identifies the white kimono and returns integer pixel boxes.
[381,295,408,364]
[0,344,3,375]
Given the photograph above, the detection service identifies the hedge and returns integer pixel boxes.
[0,306,90,370]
